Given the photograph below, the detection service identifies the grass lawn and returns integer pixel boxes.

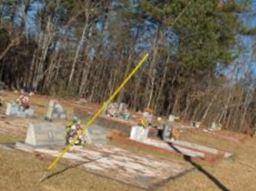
[0,134,141,191]
[1,133,256,191]
[0,91,256,191]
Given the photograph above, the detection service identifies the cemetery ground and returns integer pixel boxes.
[0,91,256,191]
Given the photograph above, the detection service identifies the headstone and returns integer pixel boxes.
[5,103,13,115]
[192,121,201,128]
[195,122,201,128]
[168,115,180,122]
[106,102,131,120]
[130,125,149,141]
[46,100,55,119]
[46,100,66,120]
[118,102,127,112]
[5,102,34,117]
[168,115,176,122]
[143,112,153,124]
[210,122,222,131]
[87,125,108,145]
[160,124,172,141]
[25,123,65,147]
[54,103,66,118]
[106,102,119,117]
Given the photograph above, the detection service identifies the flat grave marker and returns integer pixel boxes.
[15,143,193,190]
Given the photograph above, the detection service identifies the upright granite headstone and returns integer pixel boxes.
[25,123,65,147]
[160,124,172,141]
[46,100,66,120]
[129,125,149,141]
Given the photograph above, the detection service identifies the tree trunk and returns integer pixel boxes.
[0,37,20,61]
[68,23,88,87]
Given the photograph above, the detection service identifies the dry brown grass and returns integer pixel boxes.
[1,134,255,191]
[160,133,256,191]
[0,91,256,191]
[0,135,142,191]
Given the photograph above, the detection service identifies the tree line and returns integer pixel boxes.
[0,0,255,133]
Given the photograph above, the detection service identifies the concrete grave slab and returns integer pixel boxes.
[142,138,205,158]
[110,132,231,164]
[167,139,219,154]
[15,143,192,190]
[5,103,34,117]
[25,123,65,147]
[166,139,233,159]
[191,128,247,143]
[74,107,136,135]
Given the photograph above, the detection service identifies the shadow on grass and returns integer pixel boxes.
[168,142,230,191]
[40,154,110,183]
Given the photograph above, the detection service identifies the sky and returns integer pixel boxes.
[220,0,256,79]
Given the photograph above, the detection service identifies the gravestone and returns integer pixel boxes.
[210,122,222,131]
[129,125,149,141]
[87,125,108,145]
[25,123,65,147]
[168,115,176,122]
[160,124,172,141]
[46,100,66,120]
[5,103,34,117]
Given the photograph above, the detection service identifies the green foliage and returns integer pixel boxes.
[61,0,76,10]
[220,0,251,13]
[240,27,256,35]
[141,0,248,71]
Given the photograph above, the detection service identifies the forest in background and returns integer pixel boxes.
[0,0,255,133]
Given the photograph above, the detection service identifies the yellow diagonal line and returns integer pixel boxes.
[47,53,149,171]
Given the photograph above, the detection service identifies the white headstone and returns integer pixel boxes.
[143,112,153,124]
[46,100,55,119]
[168,115,176,122]
[25,123,66,147]
[5,103,12,115]
[211,122,222,131]
[46,100,66,120]
[129,125,149,141]
[195,122,201,128]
